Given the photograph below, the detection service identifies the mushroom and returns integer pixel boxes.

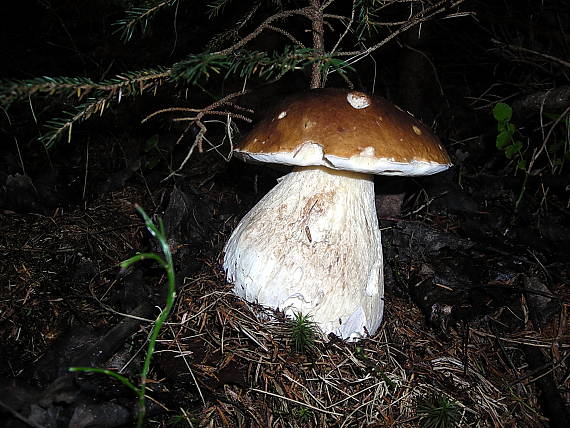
[223,88,451,341]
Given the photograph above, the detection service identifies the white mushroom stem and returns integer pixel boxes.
[223,166,384,340]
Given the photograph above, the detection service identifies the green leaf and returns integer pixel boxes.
[543,112,560,121]
[493,102,512,122]
[146,157,161,169]
[505,141,523,158]
[69,367,140,394]
[496,131,511,148]
[144,135,160,152]
[547,140,563,152]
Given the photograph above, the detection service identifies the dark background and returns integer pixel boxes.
[0,1,569,427]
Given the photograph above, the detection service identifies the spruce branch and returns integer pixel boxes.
[213,7,312,56]
[1,76,94,107]
[3,0,468,152]
[266,25,307,48]
[172,46,350,85]
[3,41,351,148]
[354,0,381,40]
[8,68,172,148]
[171,53,229,85]
[234,1,263,31]
[207,28,241,52]
[335,0,466,57]
[114,0,180,41]
[207,0,235,18]
[1,68,171,108]
[207,1,270,50]
[40,97,110,148]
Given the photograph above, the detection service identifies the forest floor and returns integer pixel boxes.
[0,129,569,428]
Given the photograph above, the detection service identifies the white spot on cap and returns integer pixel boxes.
[292,141,325,162]
[412,125,422,135]
[278,111,287,119]
[347,92,370,109]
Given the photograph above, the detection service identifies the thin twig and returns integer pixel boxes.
[251,388,344,416]
[214,8,312,56]
[336,0,466,58]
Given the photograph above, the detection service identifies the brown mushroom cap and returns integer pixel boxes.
[235,88,452,176]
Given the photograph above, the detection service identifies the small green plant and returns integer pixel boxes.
[297,406,313,423]
[417,393,461,428]
[492,102,526,170]
[167,411,200,426]
[288,312,318,354]
[70,205,176,428]
[492,101,533,210]
[142,134,167,169]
